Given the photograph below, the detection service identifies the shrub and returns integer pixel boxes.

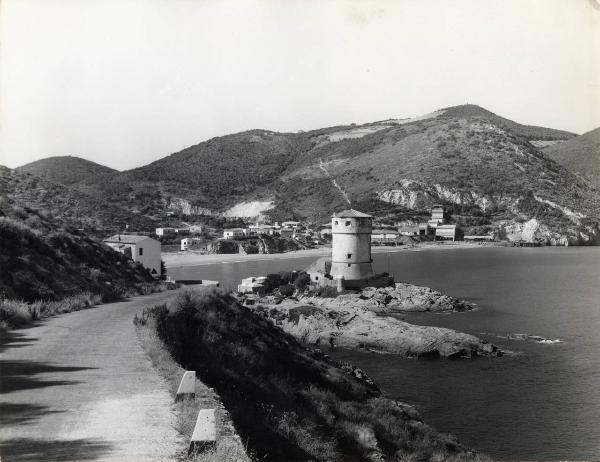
[147,290,488,461]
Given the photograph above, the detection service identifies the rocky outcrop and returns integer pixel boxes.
[167,197,213,216]
[377,181,600,245]
[298,283,473,313]
[252,302,500,358]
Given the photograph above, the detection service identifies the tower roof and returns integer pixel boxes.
[332,209,372,218]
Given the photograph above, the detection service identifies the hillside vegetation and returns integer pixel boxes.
[17,155,117,186]
[0,200,159,303]
[0,166,155,234]
[148,289,490,462]
[543,127,600,188]
[15,104,600,244]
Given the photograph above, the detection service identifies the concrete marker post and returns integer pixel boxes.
[176,370,196,401]
[188,408,217,455]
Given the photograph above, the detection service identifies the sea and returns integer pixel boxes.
[168,246,600,460]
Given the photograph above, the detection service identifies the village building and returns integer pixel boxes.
[249,225,277,236]
[434,224,458,241]
[418,223,434,237]
[155,227,176,237]
[281,221,301,229]
[103,235,161,277]
[430,205,445,225]
[464,234,494,242]
[237,276,268,295]
[398,224,420,236]
[371,228,399,245]
[180,238,190,251]
[279,227,294,238]
[223,228,245,239]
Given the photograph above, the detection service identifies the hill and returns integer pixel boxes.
[17,155,117,186]
[0,201,158,303]
[0,167,155,235]
[18,105,600,244]
[542,127,600,187]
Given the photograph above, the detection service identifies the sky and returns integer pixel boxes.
[0,0,599,171]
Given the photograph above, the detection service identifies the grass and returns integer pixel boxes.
[0,281,176,330]
[146,288,493,462]
[134,307,251,462]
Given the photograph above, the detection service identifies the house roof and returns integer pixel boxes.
[332,209,372,218]
[104,234,153,244]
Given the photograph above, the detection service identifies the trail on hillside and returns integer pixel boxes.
[319,158,351,205]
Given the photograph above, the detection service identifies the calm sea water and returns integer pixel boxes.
[168,247,600,460]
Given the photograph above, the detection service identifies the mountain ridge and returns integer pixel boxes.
[7,104,599,244]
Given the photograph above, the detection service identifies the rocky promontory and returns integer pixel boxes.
[248,283,500,358]
[300,282,474,313]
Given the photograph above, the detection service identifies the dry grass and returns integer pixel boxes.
[147,289,493,462]
[134,308,251,462]
[0,292,103,329]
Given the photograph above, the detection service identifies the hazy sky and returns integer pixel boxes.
[1,0,599,170]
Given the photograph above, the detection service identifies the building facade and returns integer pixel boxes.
[104,235,161,277]
[330,209,374,285]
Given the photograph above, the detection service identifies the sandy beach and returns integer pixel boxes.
[162,241,502,268]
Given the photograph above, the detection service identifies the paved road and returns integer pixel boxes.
[0,287,201,462]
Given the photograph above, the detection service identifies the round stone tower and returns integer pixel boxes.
[330,209,374,287]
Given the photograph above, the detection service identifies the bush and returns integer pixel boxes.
[278,284,295,297]
[147,290,489,462]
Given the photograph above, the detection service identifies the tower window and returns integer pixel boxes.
[345,221,351,226]
[347,253,352,259]
[347,263,351,267]
[139,248,143,256]
[334,220,338,225]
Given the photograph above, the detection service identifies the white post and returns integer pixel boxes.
[176,370,196,400]
[188,409,217,455]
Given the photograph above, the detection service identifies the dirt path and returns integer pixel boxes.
[0,286,203,462]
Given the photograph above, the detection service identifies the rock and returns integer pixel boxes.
[250,302,501,358]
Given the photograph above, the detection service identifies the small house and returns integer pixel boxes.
[180,238,190,251]
[223,228,245,239]
[104,235,161,277]
[435,224,457,241]
[399,225,419,236]
[431,205,445,225]
[155,227,176,237]
[280,227,294,238]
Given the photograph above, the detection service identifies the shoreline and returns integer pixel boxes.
[163,241,504,268]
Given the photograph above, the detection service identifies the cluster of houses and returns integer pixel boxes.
[317,205,460,245]
[222,221,320,242]
[102,205,476,282]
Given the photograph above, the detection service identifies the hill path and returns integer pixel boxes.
[0,286,204,462]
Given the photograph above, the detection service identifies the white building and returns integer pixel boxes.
[104,235,162,277]
[237,276,268,294]
[330,209,375,286]
[281,221,301,229]
[430,205,445,225]
[223,228,245,239]
[435,224,457,241]
[155,227,176,237]
[180,238,190,251]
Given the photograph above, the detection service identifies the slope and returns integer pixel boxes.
[542,127,600,187]
[0,201,157,302]
[275,105,599,244]
[17,156,117,186]
[0,167,155,234]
